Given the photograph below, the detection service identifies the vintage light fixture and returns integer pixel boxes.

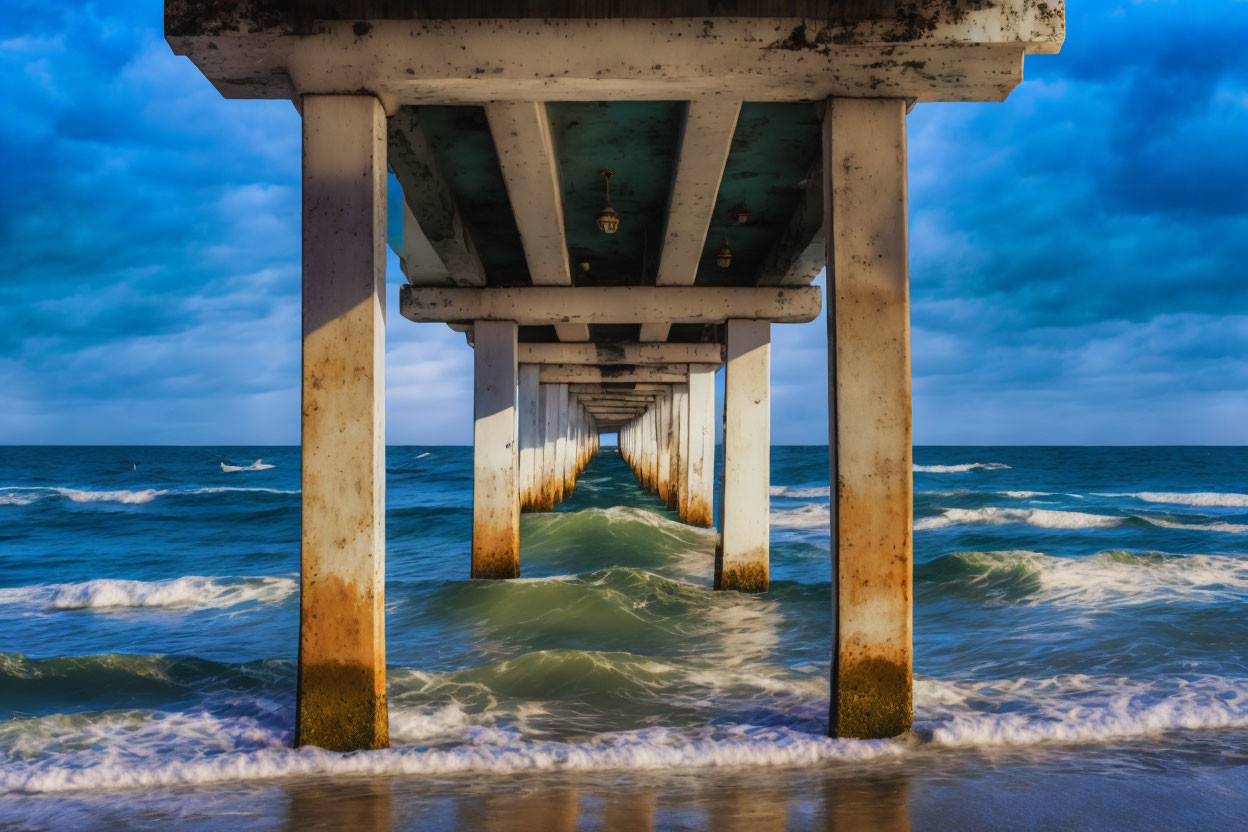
[730,204,750,225]
[715,239,733,268]
[595,170,620,234]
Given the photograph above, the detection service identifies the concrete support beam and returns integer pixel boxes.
[716,319,770,593]
[518,364,540,513]
[756,161,824,287]
[539,364,691,385]
[472,320,520,579]
[518,342,722,365]
[484,100,588,343]
[388,107,486,287]
[400,286,821,325]
[297,94,388,752]
[643,96,743,342]
[686,364,716,528]
[826,98,913,740]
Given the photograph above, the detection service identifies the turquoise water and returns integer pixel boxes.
[1,445,1247,829]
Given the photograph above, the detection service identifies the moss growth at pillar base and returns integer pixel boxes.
[719,562,769,593]
[471,555,520,580]
[296,662,389,752]
[832,656,912,739]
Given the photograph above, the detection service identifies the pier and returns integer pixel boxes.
[166,0,1062,751]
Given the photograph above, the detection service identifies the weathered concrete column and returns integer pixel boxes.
[518,364,540,512]
[826,98,913,739]
[297,94,388,752]
[541,383,560,510]
[553,383,568,505]
[561,386,576,495]
[686,364,716,528]
[675,382,690,521]
[716,319,770,593]
[472,320,520,579]
[665,385,681,512]
[657,393,672,506]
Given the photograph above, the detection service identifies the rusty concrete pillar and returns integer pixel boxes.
[825,97,913,739]
[716,319,770,592]
[686,364,717,528]
[540,382,559,510]
[518,364,540,512]
[297,94,388,751]
[472,319,520,579]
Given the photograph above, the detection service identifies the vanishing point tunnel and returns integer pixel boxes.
[165,0,1064,752]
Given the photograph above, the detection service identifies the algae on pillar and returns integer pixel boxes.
[518,364,540,512]
[297,95,389,752]
[686,364,717,528]
[717,320,770,593]
[472,320,520,579]
[825,97,914,739]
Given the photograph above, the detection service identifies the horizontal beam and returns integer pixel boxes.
[519,342,722,365]
[400,286,821,325]
[539,364,689,384]
[169,15,1062,105]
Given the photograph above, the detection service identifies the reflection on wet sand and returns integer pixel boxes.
[275,770,911,831]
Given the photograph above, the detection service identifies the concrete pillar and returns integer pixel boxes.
[562,386,576,496]
[716,319,770,593]
[297,94,388,752]
[553,383,568,505]
[518,364,540,512]
[541,383,559,510]
[675,382,690,521]
[825,97,913,739]
[472,319,520,579]
[665,386,680,512]
[686,364,716,528]
[657,394,672,506]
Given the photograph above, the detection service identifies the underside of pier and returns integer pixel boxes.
[167,0,1062,751]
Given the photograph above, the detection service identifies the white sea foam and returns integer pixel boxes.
[0,576,296,611]
[925,550,1248,607]
[915,506,1248,534]
[769,504,830,529]
[415,452,432,459]
[0,486,298,505]
[913,463,1011,473]
[769,485,830,499]
[915,506,1120,531]
[221,460,275,472]
[1095,492,1248,508]
[915,674,1248,747]
[58,488,166,504]
[0,493,37,506]
[5,669,1248,794]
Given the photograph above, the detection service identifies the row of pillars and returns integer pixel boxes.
[295,93,913,750]
[472,322,600,580]
[618,366,716,528]
[619,321,771,592]
[517,371,598,514]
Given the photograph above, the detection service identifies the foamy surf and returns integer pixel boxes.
[221,460,275,472]
[917,550,1248,607]
[0,576,296,611]
[913,463,1011,473]
[770,504,830,529]
[770,485,830,499]
[915,506,1248,533]
[1095,491,1248,508]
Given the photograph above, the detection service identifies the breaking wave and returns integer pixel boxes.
[914,506,1248,533]
[769,486,829,499]
[0,486,298,506]
[913,463,1011,473]
[916,550,1248,606]
[770,504,830,529]
[0,576,296,611]
[1095,492,1248,508]
[220,460,275,472]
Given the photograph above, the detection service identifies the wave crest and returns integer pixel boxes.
[913,463,1011,473]
[0,576,296,611]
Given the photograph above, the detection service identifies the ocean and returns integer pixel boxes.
[1,445,1246,829]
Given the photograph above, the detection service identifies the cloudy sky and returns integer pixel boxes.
[2,2,1245,445]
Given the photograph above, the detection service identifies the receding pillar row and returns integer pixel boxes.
[472,320,520,579]
[297,94,389,752]
[826,97,914,740]
[717,319,770,593]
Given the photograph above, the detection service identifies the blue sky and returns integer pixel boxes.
[1,1,1245,445]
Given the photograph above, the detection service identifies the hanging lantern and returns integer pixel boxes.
[715,239,732,268]
[595,170,620,234]
[730,204,750,225]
